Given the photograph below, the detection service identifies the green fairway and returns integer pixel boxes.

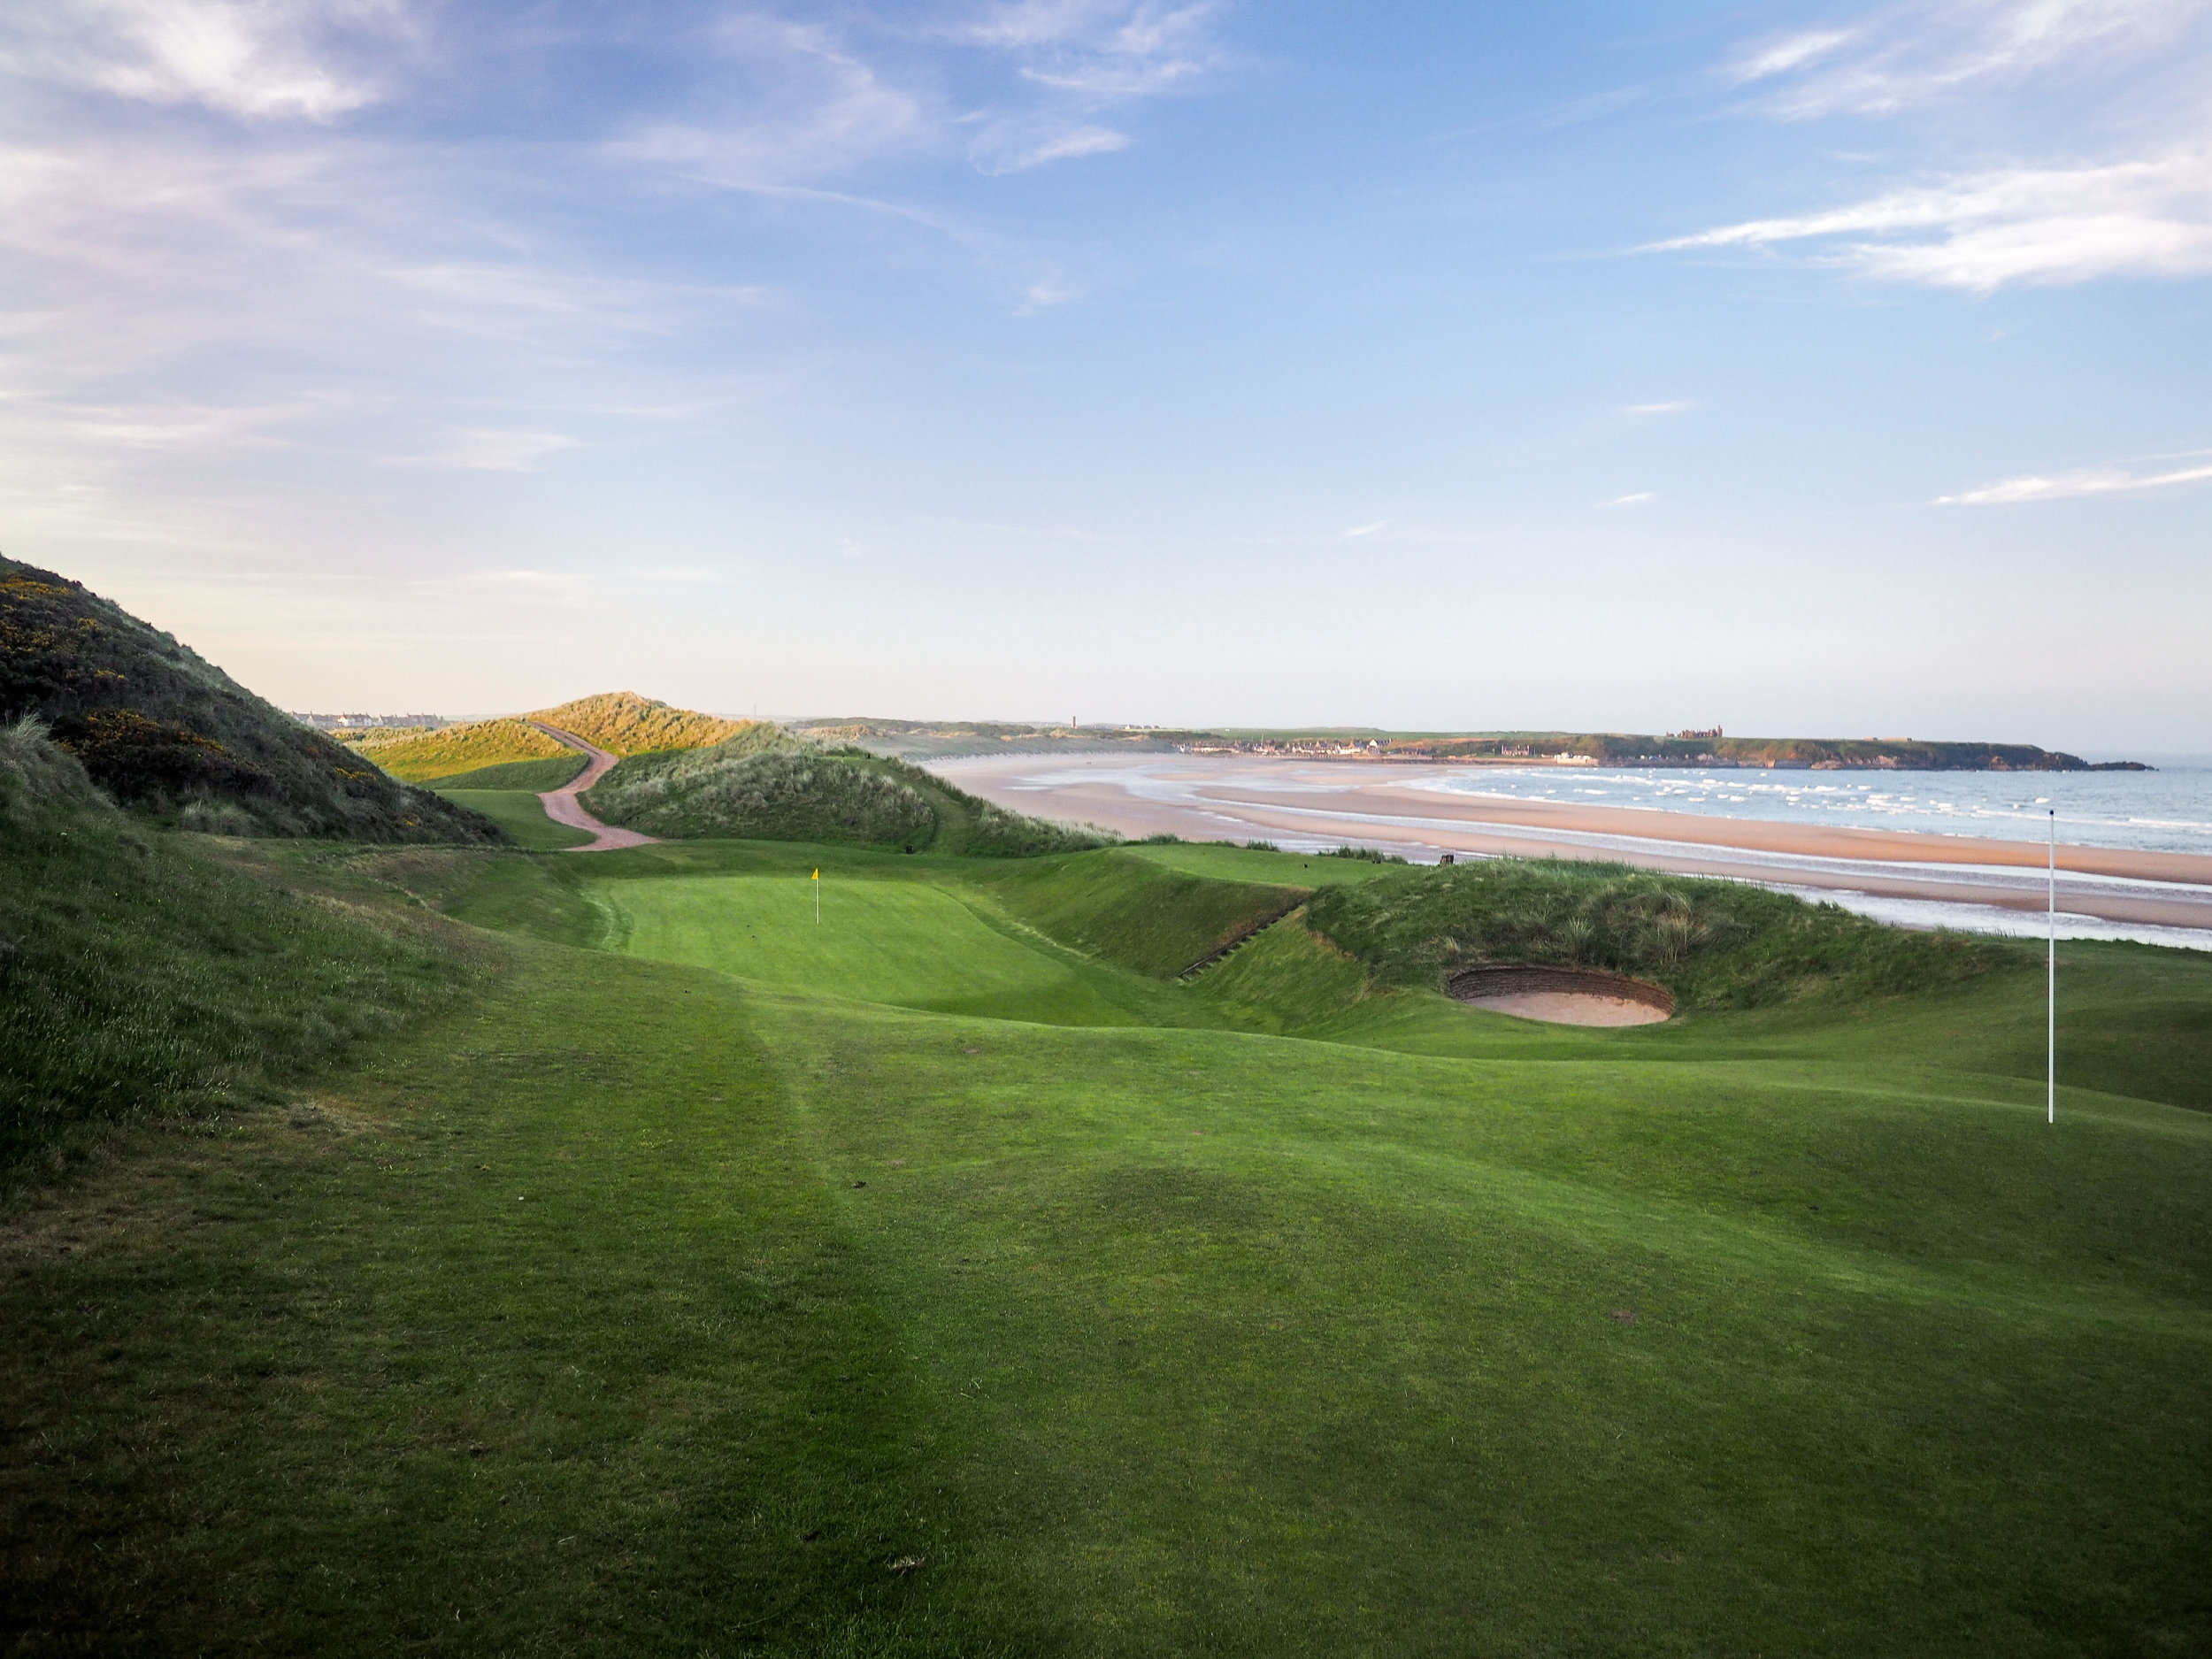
[435,787,595,850]
[7,833,2212,1655]
[605,872,1154,1024]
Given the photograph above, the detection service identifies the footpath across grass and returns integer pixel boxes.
[5,834,2212,1654]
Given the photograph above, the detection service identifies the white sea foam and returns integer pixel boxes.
[1409,761,2212,856]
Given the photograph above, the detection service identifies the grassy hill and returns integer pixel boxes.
[349,693,765,782]
[0,557,499,842]
[342,718,569,781]
[1306,856,2004,1011]
[0,718,475,1180]
[583,734,1112,856]
[5,814,2210,1651]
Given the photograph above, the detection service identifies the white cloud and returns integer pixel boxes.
[967,118,1129,173]
[1603,492,1656,507]
[1728,0,2205,117]
[1730,28,1860,83]
[950,0,1220,172]
[1653,148,2212,288]
[400,428,579,472]
[613,16,930,186]
[1622,400,1697,416]
[1344,520,1388,537]
[1935,453,2212,501]
[0,0,411,120]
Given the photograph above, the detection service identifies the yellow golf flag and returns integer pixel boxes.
[812,868,819,879]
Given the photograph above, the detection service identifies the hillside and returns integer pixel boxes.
[0,717,472,1176]
[581,732,1111,855]
[349,692,764,781]
[1304,856,2003,1011]
[0,557,500,842]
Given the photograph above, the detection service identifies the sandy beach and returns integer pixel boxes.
[931,754,2212,935]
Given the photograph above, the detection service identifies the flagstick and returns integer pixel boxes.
[2047,809,2055,1126]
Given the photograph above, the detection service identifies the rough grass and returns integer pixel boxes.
[426,755,587,791]
[1,558,499,844]
[1308,856,2007,1009]
[969,850,1307,978]
[345,718,569,780]
[589,747,939,848]
[585,740,1110,857]
[355,697,768,781]
[433,788,595,851]
[528,692,763,756]
[0,724,477,1180]
[7,827,2212,1653]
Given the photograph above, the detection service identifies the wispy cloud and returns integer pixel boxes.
[1653,148,2212,288]
[967,118,1130,175]
[953,0,1221,172]
[398,428,580,472]
[0,0,413,120]
[1935,452,2212,502]
[1344,519,1388,537]
[1727,0,2204,117]
[1621,400,1696,416]
[1603,492,1656,507]
[1670,0,2212,289]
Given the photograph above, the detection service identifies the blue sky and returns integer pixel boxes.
[4,0,2208,749]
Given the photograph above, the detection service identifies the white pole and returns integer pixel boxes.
[2047,809,2055,1125]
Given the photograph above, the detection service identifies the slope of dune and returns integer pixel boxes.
[0,557,498,843]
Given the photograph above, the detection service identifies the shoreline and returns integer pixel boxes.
[932,754,2212,934]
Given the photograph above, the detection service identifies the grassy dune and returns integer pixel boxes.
[345,718,568,780]
[584,741,1110,857]
[5,827,2210,1653]
[353,694,765,783]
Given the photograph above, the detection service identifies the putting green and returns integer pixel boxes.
[602,872,1097,1013]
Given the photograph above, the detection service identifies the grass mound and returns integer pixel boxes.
[352,695,767,783]
[527,691,761,756]
[590,746,936,848]
[973,849,1308,978]
[0,557,499,843]
[343,718,568,781]
[585,735,1111,856]
[426,755,587,791]
[1308,856,2008,1010]
[0,719,473,1179]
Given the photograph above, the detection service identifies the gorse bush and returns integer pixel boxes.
[1307,857,2006,1010]
[1327,845,1409,864]
[0,720,473,1176]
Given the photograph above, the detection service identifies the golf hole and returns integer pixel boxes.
[1449,965,1675,1027]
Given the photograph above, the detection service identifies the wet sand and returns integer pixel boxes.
[932,753,2212,934]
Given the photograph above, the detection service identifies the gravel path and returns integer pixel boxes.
[529,721,659,852]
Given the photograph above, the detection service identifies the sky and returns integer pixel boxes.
[4,0,2208,751]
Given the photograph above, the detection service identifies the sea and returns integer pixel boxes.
[1406,757,2212,857]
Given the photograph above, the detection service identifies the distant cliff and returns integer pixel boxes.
[803,718,2147,772]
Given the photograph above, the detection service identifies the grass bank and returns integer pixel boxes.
[6,832,2211,1653]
